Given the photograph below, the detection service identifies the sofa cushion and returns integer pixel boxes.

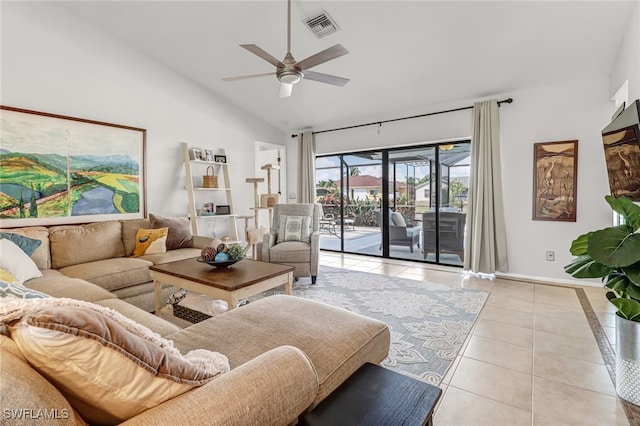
[59,257,153,292]
[139,247,202,265]
[95,299,181,337]
[7,301,228,425]
[24,270,117,303]
[0,232,41,256]
[0,335,86,426]
[168,295,390,404]
[0,226,50,269]
[122,218,152,256]
[49,221,125,269]
[0,239,42,284]
[110,282,178,313]
[149,213,194,250]
[269,241,311,263]
[276,215,311,244]
[133,227,168,257]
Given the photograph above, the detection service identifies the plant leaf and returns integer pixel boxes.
[605,195,640,231]
[569,232,592,256]
[608,297,640,321]
[623,264,640,286]
[564,255,612,278]
[605,274,640,300]
[588,226,640,267]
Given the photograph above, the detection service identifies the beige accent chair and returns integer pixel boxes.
[262,203,321,284]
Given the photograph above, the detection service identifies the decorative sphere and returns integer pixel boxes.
[214,252,230,262]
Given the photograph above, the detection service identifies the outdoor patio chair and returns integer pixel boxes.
[376,209,421,253]
[319,209,337,235]
[422,211,466,261]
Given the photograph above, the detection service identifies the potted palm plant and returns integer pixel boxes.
[565,195,640,405]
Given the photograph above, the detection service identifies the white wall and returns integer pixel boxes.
[610,2,640,102]
[1,2,286,236]
[312,77,613,282]
[3,2,635,282]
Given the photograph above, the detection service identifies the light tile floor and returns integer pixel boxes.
[319,251,632,426]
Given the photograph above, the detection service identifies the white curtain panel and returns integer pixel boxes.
[464,100,509,274]
[298,131,316,203]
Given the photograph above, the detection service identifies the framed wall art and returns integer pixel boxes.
[191,148,204,161]
[214,155,227,164]
[0,106,146,227]
[532,140,578,222]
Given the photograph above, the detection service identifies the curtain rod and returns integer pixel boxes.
[291,97,513,138]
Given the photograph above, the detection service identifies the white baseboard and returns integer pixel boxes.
[494,271,602,288]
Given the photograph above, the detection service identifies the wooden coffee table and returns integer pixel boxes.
[150,258,294,314]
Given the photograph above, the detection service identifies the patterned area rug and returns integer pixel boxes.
[292,266,489,385]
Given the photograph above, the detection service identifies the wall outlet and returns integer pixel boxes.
[546,250,555,261]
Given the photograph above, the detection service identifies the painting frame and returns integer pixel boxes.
[191,148,204,161]
[532,140,578,222]
[0,105,147,227]
[214,154,227,164]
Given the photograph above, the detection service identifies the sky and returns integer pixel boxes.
[0,110,141,158]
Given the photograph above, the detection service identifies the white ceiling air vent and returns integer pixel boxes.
[305,11,339,38]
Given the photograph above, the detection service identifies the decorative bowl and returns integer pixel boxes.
[196,257,240,269]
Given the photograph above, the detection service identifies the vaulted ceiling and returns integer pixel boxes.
[57,1,637,131]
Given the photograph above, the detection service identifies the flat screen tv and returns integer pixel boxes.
[601,99,640,201]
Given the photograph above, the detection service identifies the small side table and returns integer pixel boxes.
[299,363,442,426]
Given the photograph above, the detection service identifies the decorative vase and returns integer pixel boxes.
[615,314,640,406]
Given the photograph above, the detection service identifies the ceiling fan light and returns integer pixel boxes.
[278,70,302,84]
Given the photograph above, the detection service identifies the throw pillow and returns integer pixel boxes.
[0,232,42,257]
[149,213,194,250]
[0,239,43,284]
[0,280,49,299]
[0,268,18,284]
[133,228,168,257]
[9,303,228,424]
[276,215,311,244]
[391,211,407,227]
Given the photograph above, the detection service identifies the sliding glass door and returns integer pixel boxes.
[316,141,470,266]
[420,143,470,266]
[316,152,383,254]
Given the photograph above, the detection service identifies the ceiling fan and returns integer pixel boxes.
[222,0,350,98]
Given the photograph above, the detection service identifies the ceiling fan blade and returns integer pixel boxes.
[222,72,275,82]
[240,44,285,68]
[279,83,293,98]
[303,71,350,87]
[296,44,349,71]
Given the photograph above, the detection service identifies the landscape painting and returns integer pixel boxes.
[532,140,578,222]
[0,106,146,227]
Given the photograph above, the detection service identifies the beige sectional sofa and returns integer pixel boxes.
[0,219,391,425]
[2,218,208,312]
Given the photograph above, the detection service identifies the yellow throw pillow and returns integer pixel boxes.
[0,268,18,284]
[133,228,168,257]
